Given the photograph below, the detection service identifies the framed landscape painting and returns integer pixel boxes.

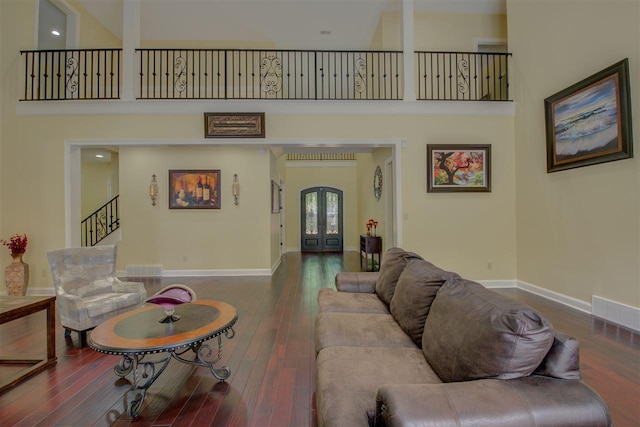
[544,59,633,173]
[169,170,221,209]
[427,144,491,193]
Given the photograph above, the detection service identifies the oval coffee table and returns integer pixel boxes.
[88,299,237,418]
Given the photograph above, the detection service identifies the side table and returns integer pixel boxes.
[360,235,382,271]
[0,296,57,393]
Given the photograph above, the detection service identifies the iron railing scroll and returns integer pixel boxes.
[20,49,121,101]
[18,48,512,102]
[415,51,512,101]
[81,195,120,247]
[137,49,403,100]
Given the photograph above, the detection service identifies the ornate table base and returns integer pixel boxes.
[88,300,238,419]
[114,329,235,417]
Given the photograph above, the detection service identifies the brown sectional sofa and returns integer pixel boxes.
[314,248,611,427]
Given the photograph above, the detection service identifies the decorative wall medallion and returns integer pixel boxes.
[374,166,383,201]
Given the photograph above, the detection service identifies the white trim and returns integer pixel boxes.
[17,100,515,117]
[474,37,508,52]
[402,0,416,102]
[271,256,282,275]
[477,279,517,288]
[115,269,272,277]
[48,0,80,48]
[384,157,395,248]
[517,279,592,314]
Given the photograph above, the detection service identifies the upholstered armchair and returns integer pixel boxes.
[47,245,147,346]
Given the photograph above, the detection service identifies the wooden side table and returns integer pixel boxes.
[360,235,382,272]
[0,296,57,393]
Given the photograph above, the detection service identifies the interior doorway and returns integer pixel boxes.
[300,187,343,252]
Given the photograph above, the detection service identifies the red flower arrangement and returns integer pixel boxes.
[1,234,28,254]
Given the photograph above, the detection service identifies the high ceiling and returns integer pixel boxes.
[76,0,506,50]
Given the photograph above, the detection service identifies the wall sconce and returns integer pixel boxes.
[149,174,159,206]
[232,174,240,206]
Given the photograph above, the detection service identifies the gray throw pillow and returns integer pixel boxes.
[374,248,421,306]
[389,258,459,346]
[423,279,554,382]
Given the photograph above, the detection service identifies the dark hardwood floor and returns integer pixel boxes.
[0,252,638,426]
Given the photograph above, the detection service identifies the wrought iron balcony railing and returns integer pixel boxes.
[416,51,511,101]
[19,48,512,102]
[137,49,403,100]
[20,49,121,101]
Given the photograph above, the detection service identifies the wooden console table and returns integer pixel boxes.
[360,235,382,272]
[0,296,57,393]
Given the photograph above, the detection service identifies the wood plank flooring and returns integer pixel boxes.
[0,252,638,426]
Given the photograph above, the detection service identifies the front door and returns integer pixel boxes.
[301,187,343,252]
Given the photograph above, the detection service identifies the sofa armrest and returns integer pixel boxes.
[375,377,610,427]
[335,272,379,293]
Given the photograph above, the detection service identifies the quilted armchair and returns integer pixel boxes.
[47,245,147,346]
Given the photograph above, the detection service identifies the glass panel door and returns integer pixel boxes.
[300,187,343,252]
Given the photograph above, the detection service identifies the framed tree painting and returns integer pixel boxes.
[169,170,221,209]
[427,144,491,193]
[544,59,633,173]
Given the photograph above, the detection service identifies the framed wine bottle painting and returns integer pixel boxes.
[169,170,221,209]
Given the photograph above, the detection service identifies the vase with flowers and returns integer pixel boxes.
[2,234,29,296]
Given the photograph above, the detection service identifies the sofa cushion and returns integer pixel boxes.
[375,247,422,306]
[423,279,554,382]
[533,330,581,380]
[315,312,416,354]
[318,288,389,314]
[316,346,441,427]
[389,258,459,346]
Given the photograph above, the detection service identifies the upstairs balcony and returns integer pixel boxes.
[20,48,512,104]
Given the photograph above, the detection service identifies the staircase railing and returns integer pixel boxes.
[81,195,119,247]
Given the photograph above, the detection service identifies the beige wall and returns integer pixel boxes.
[118,145,271,271]
[372,11,507,51]
[0,0,637,319]
[508,0,640,306]
[357,149,392,253]
[414,12,507,51]
[67,0,121,48]
[81,154,118,218]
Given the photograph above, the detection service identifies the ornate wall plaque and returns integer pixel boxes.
[204,113,265,138]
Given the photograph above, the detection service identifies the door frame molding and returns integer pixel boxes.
[65,138,403,249]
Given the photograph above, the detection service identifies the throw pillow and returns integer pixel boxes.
[389,258,459,346]
[374,247,422,306]
[423,279,554,382]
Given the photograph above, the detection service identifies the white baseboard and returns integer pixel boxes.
[477,279,639,333]
[516,279,593,314]
[271,257,282,275]
[477,279,518,288]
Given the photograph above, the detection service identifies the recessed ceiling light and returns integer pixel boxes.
[95,154,104,158]
[51,30,61,36]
